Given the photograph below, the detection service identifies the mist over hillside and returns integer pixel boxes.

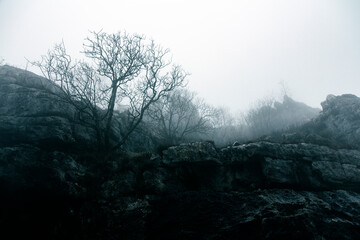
[1,64,360,239]
[0,64,320,150]
[1,1,360,238]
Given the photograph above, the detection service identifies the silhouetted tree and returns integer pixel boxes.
[32,31,187,150]
[209,107,250,146]
[245,96,276,137]
[146,89,216,145]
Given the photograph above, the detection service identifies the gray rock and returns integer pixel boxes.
[317,94,360,149]
[0,65,97,148]
[221,142,360,191]
[2,66,360,239]
[162,141,220,164]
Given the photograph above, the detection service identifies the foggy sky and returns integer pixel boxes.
[1,0,359,112]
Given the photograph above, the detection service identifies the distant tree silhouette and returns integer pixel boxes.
[146,89,216,145]
[209,107,250,146]
[245,96,276,137]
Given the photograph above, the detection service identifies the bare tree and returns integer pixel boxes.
[146,89,216,145]
[245,96,276,137]
[32,31,187,150]
[210,107,239,145]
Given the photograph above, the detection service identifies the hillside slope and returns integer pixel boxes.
[1,66,360,239]
[0,65,97,149]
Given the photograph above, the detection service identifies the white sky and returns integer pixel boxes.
[1,0,359,112]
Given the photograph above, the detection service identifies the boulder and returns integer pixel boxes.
[281,94,360,149]
[317,94,360,149]
[0,65,97,149]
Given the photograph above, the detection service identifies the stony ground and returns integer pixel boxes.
[2,65,360,239]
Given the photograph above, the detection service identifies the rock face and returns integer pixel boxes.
[1,66,360,239]
[0,65,96,149]
[3,141,360,239]
[159,141,360,192]
[146,190,360,240]
[0,145,87,239]
[273,94,360,149]
[317,94,360,149]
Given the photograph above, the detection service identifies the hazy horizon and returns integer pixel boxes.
[1,0,359,112]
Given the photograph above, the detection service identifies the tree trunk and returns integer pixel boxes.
[104,82,118,149]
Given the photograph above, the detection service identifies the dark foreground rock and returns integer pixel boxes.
[2,141,360,239]
[146,190,360,240]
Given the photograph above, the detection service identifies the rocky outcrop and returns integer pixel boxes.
[273,94,360,149]
[0,65,97,149]
[316,94,360,149]
[2,66,360,239]
[4,140,360,239]
[157,141,360,192]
